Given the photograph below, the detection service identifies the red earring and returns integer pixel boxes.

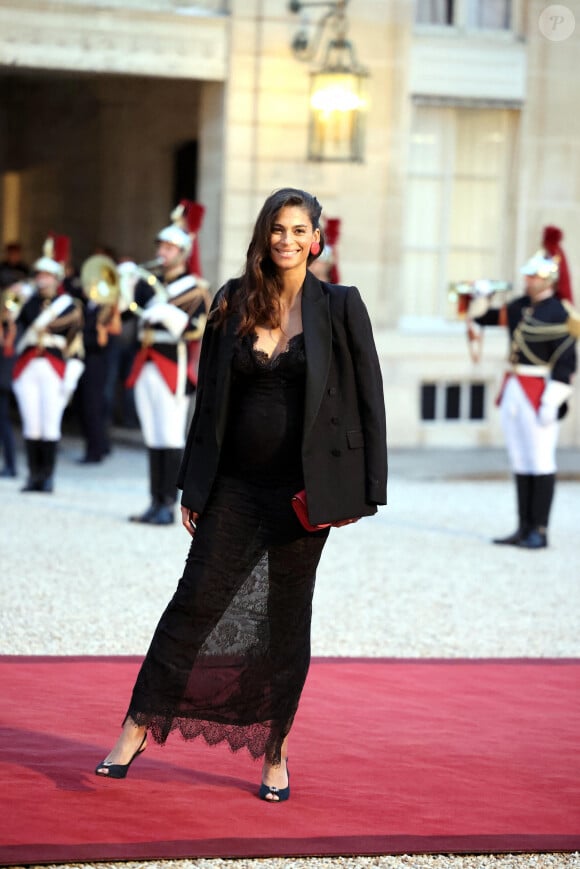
[310,241,321,256]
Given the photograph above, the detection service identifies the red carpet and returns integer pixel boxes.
[1,656,579,864]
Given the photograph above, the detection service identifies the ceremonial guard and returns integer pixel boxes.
[468,228,578,549]
[12,236,84,492]
[127,201,211,525]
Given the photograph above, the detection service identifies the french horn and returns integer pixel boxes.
[80,254,122,329]
[80,255,168,320]
[80,254,120,303]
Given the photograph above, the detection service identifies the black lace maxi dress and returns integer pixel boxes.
[127,332,329,764]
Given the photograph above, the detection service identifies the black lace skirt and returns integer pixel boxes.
[127,474,328,764]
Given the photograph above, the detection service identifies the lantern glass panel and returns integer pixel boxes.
[308,70,367,162]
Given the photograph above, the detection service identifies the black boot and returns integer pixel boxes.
[519,474,554,549]
[21,439,43,492]
[129,448,162,522]
[38,440,58,493]
[493,474,532,545]
[147,449,182,525]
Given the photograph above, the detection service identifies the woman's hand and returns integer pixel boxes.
[181,506,199,537]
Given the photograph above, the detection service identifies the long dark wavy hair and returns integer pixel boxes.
[215,187,325,335]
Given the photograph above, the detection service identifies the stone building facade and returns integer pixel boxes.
[1,0,579,446]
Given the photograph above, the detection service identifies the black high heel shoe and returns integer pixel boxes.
[95,734,147,779]
[259,761,290,802]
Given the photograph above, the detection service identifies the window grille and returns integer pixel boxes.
[421,381,486,422]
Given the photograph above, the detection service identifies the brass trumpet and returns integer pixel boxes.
[117,257,167,314]
[0,282,33,322]
[449,279,512,319]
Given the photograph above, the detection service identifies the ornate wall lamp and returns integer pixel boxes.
[288,0,368,162]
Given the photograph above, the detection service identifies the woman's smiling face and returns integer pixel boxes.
[269,206,319,275]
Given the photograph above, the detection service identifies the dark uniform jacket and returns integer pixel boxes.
[14,293,83,378]
[177,271,388,525]
[127,270,211,394]
[476,294,577,384]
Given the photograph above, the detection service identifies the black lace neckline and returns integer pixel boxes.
[250,331,304,367]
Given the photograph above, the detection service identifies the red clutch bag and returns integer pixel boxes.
[291,489,331,532]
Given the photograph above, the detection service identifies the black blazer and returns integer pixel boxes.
[177,271,387,525]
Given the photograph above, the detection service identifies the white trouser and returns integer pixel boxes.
[12,358,68,440]
[500,376,559,474]
[134,361,189,449]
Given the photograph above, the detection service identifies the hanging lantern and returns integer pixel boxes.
[308,62,367,161]
[289,1,369,163]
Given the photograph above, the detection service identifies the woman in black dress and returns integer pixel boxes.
[95,188,387,800]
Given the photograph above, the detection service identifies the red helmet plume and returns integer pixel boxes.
[542,225,573,303]
[179,200,205,276]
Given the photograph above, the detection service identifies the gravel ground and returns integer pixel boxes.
[5,857,580,869]
[1,437,579,869]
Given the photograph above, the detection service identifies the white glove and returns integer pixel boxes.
[538,379,572,426]
[141,302,189,339]
[467,296,489,319]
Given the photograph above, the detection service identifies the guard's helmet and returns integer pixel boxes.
[156,223,192,255]
[33,236,69,279]
[155,201,204,257]
[520,252,559,280]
